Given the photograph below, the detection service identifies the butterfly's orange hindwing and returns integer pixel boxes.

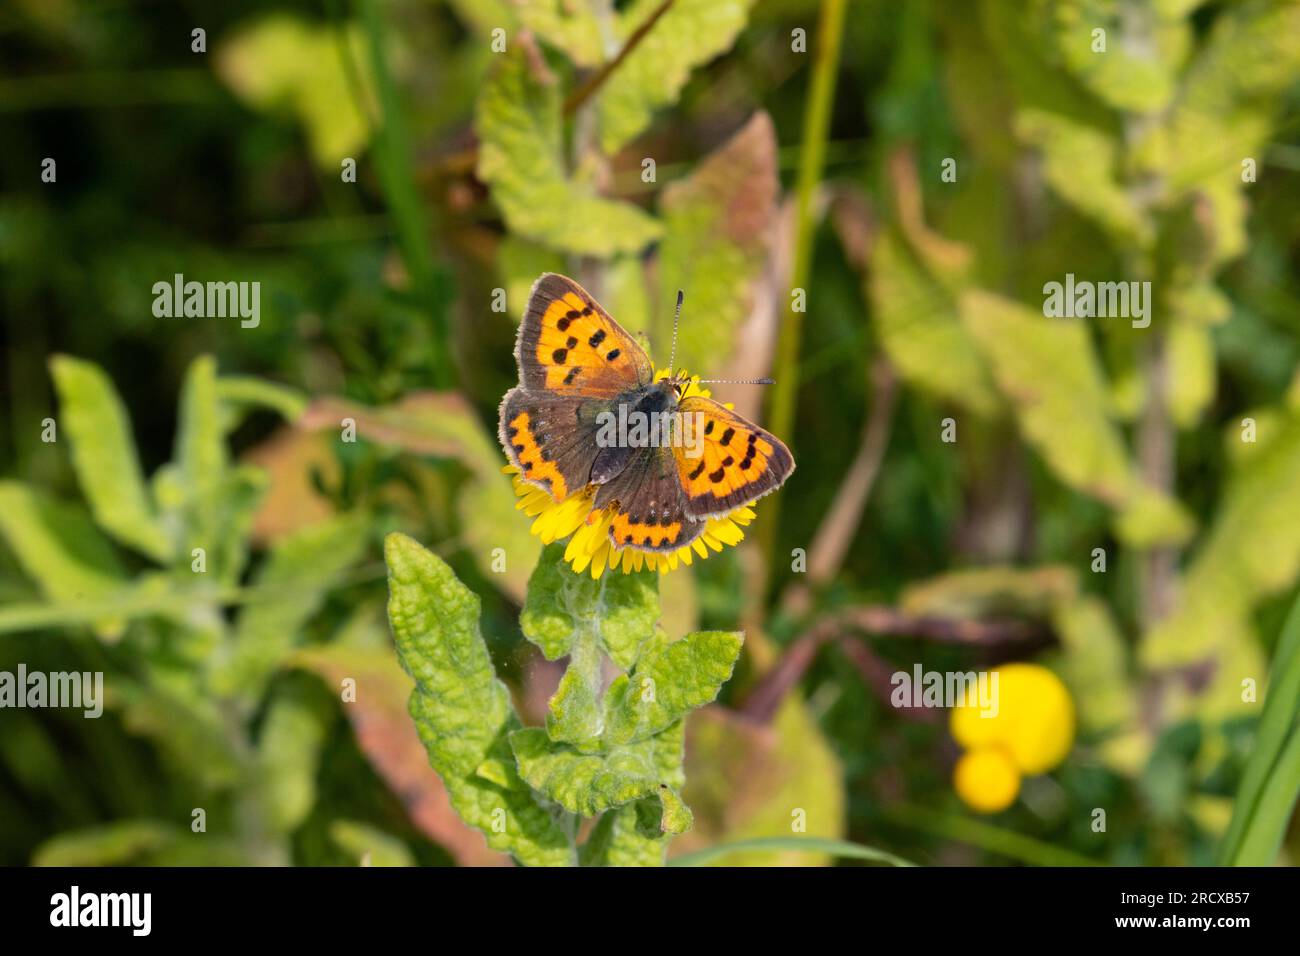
[593,446,705,552]
[516,273,652,397]
[500,388,608,503]
[671,396,795,519]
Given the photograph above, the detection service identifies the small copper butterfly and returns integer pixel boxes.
[499,274,794,553]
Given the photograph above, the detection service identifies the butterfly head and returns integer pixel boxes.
[665,368,692,400]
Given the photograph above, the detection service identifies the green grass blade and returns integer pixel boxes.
[1219,587,1300,864]
[355,0,454,387]
[669,836,915,867]
[886,803,1104,867]
[1231,721,1300,865]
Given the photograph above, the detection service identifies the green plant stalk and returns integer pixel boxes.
[760,0,847,565]
[670,835,914,867]
[886,803,1103,867]
[1218,586,1300,864]
[356,0,455,388]
[220,701,293,867]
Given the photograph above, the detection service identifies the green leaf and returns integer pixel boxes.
[900,564,1077,619]
[594,571,661,668]
[216,15,375,166]
[657,112,778,371]
[256,678,331,833]
[1139,2,1300,265]
[511,726,652,815]
[385,533,572,866]
[0,482,127,609]
[524,547,661,746]
[1014,109,1151,249]
[216,375,308,423]
[330,820,415,867]
[1144,414,1300,669]
[868,229,1000,415]
[978,0,1114,127]
[580,718,688,865]
[476,47,661,256]
[446,0,518,36]
[32,821,180,866]
[520,542,578,659]
[518,0,606,67]
[49,355,171,561]
[174,355,229,567]
[212,513,369,699]
[1052,0,1188,114]
[655,786,694,835]
[1166,322,1216,427]
[579,803,669,866]
[387,533,505,775]
[1052,596,1136,737]
[112,679,243,789]
[960,289,1192,545]
[545,628,604,747]
[521,543,659,669]
[603,630,743,746]
[510,726,688,832]
[597,0,757,154]
[1112,483,1196,549]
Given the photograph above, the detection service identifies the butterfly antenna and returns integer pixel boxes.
[668,289,684,377]
[693,377,776,385]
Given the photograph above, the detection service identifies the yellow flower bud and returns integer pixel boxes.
[953,747,1021,813]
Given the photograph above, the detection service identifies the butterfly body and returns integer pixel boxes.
[588,380,676,485]
[500,274,794,555]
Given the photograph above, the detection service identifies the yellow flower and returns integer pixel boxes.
[949,663,1075,813]
[953,748,1021,814]
[505,370,757,578]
